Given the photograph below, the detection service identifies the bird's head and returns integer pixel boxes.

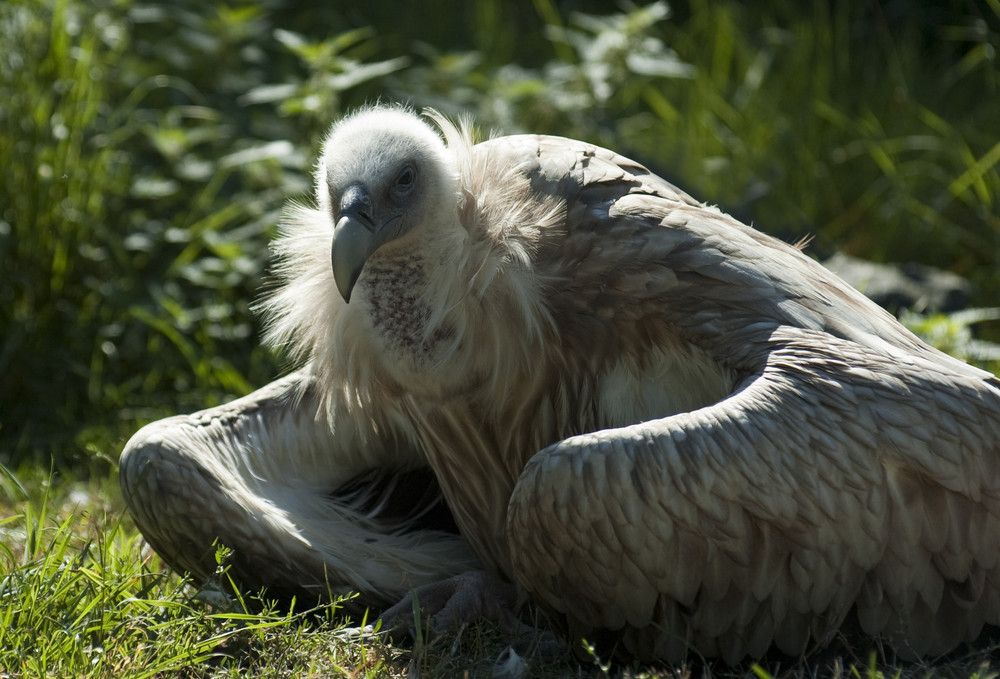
[317,106,461,303]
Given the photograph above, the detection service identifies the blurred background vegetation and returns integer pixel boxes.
[2,0,998,471]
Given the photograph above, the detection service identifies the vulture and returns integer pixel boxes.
[120,104,1000,665]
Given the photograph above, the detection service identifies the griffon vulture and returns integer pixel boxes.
[120,105,1000,664]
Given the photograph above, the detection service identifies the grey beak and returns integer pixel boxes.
[330,185,376,303]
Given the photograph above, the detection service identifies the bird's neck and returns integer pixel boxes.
[347,224,487,397]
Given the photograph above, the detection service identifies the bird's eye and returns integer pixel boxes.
[394,165,416,195]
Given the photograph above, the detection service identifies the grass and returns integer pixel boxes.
[0,466,605,678]
[0,467,410,678]
[3,465,1000,678]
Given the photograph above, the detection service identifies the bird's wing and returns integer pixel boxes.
[507,329,1000,662]
[120,368,477,604]
[491,133,958,365]
[488,134,1000,662]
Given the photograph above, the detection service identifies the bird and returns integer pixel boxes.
[119,104,1000,665]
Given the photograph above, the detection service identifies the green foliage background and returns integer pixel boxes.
[2,0,998,469]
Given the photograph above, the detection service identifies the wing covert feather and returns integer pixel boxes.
[507,328,1000,662]
[120,369,477,604]
[487,130,1000,662]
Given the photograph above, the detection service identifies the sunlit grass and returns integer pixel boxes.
[0,467,414,678]
[0,465,590,677]
[3,465,1000,678]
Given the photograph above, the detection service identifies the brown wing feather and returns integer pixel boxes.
[492,133,1000,662]
[507,329,1000,662]
[120,369,477,605]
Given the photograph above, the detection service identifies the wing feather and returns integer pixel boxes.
[120,369,478,604]
[507,324,1000,662]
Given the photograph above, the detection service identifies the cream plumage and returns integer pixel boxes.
[119,105,1000,664]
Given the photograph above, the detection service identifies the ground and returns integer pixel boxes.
[2,467,999,678]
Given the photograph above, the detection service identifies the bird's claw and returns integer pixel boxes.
[377,569,521,640]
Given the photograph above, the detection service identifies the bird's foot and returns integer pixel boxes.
[377,569,521,639]
[377,570,568,660]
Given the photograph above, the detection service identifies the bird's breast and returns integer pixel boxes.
[595,343,735,428]
[356,257,435,348]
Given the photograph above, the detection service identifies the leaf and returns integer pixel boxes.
[626,51,695,78]
[326,57,411,91]
[239,82,299,105]
[272,27,307,52]
[947,140,1000,206]
[219,140,297,169]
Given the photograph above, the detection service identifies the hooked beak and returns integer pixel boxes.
[330,184,377,303]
